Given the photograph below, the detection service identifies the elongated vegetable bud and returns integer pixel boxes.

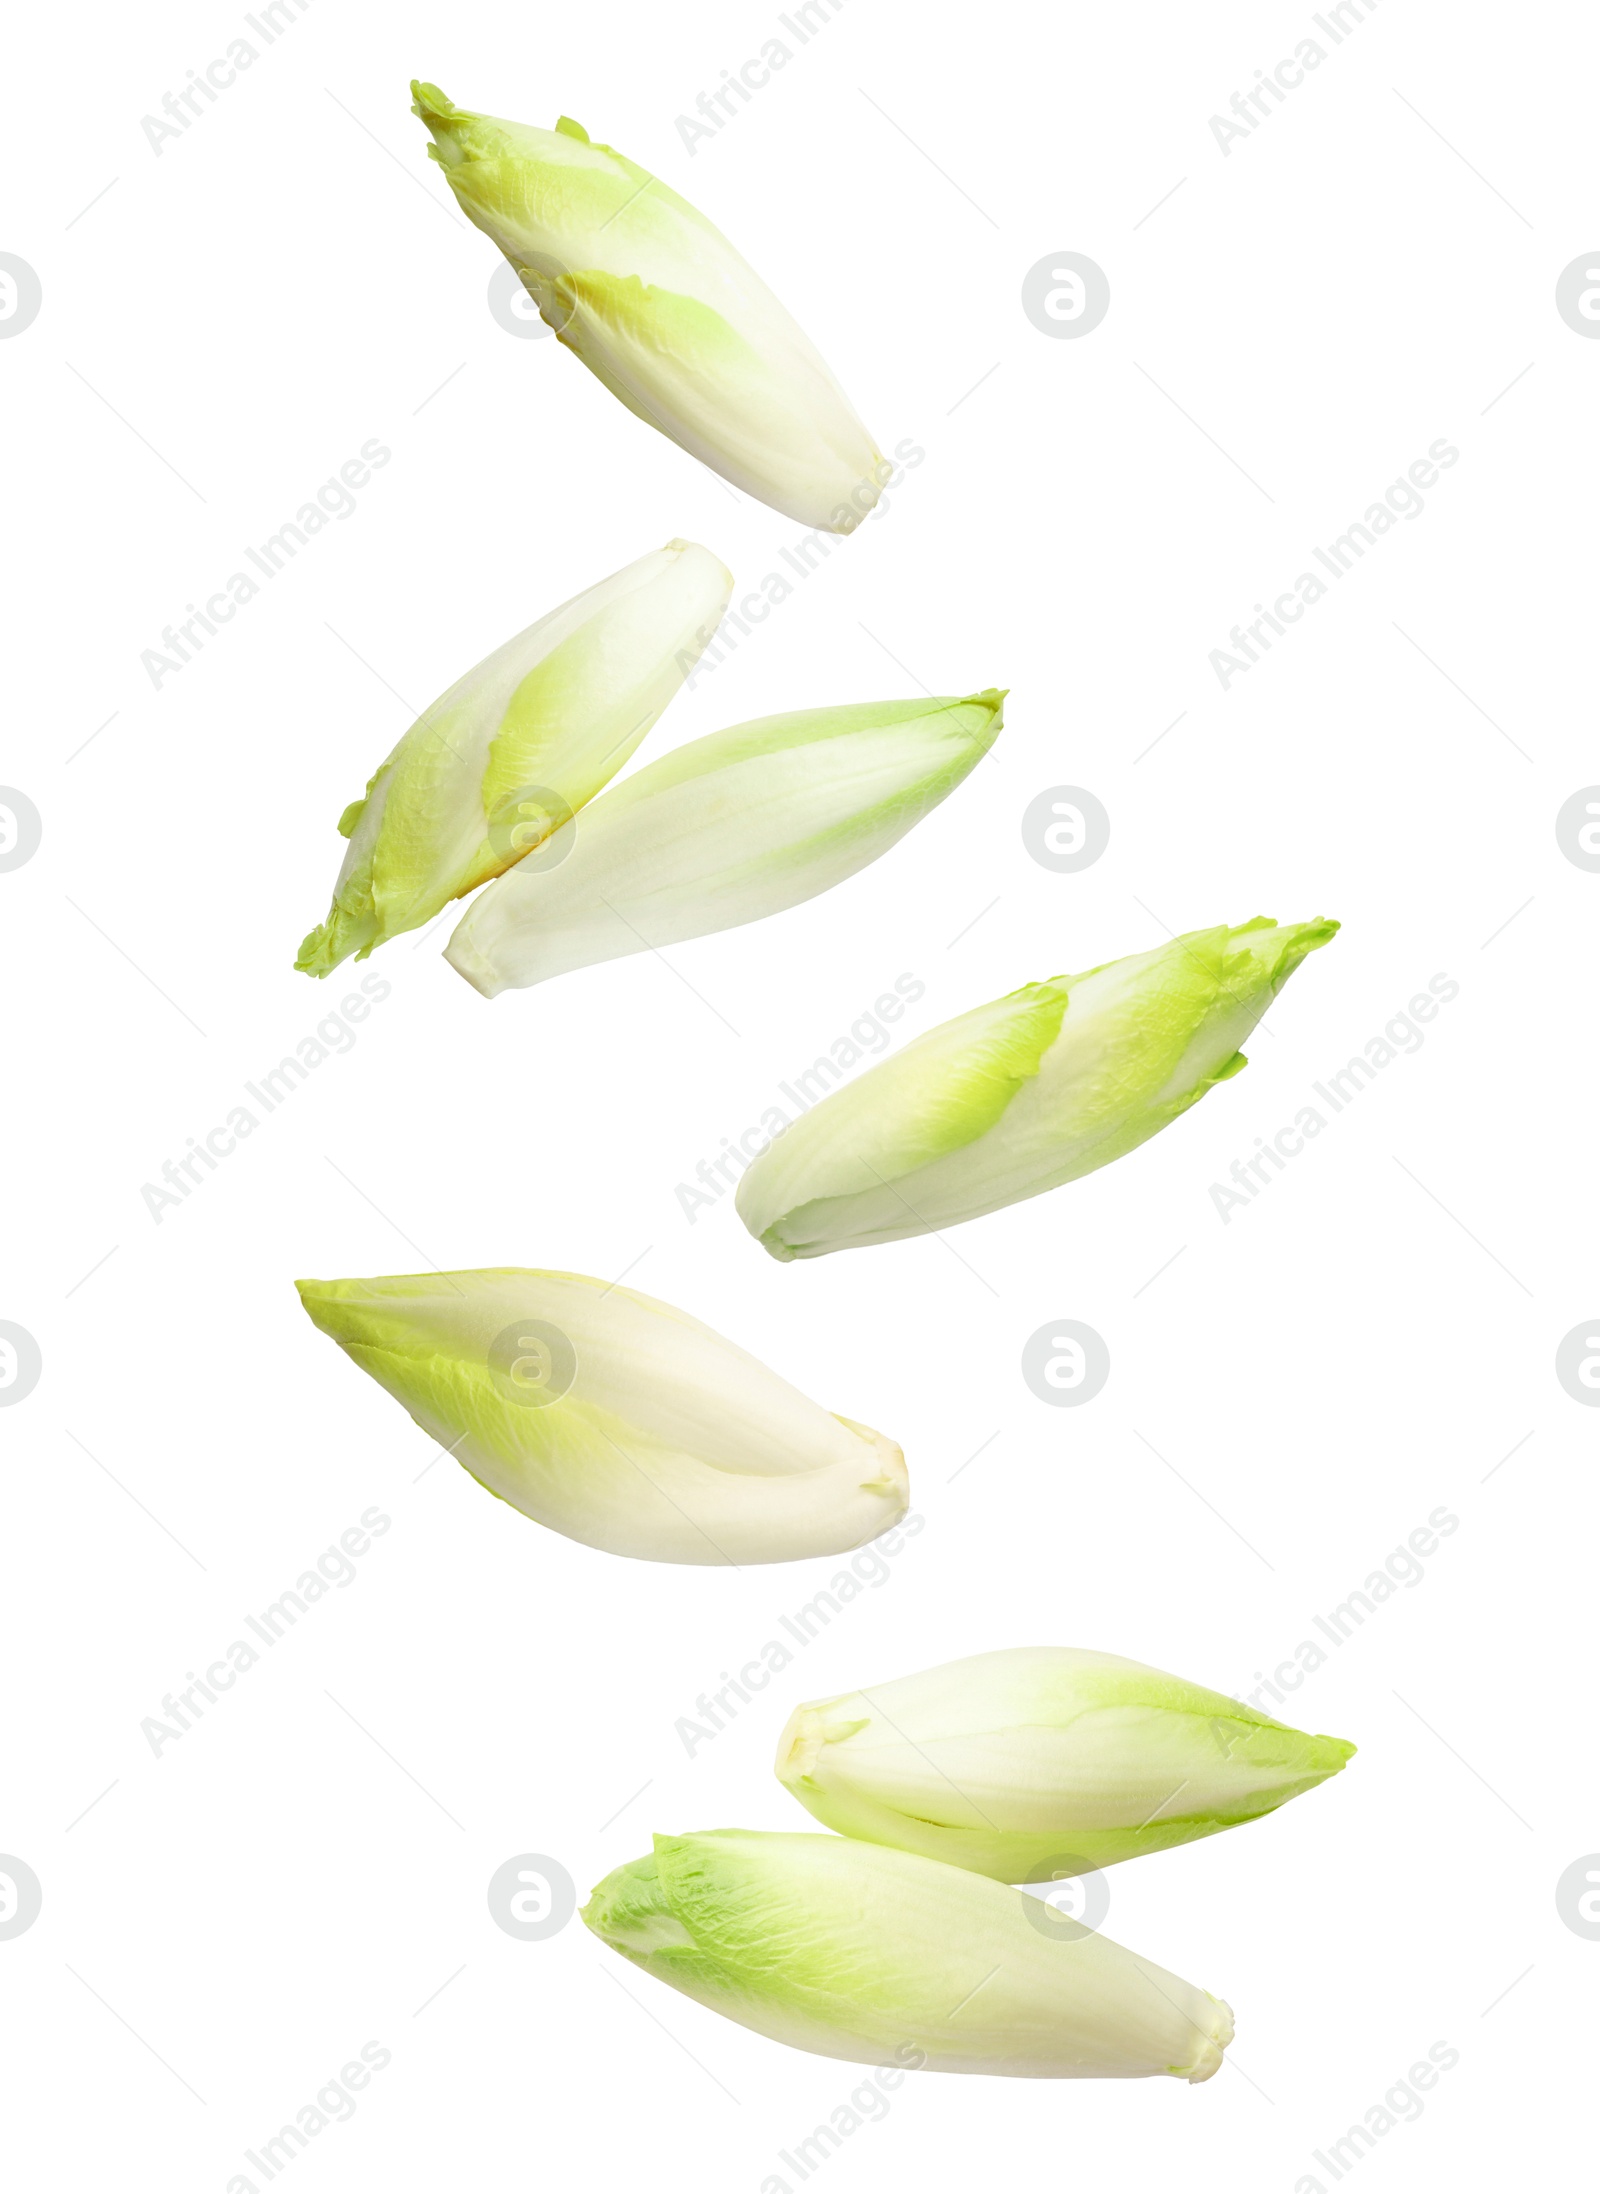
[412,84,888,533]
[295,1269,906,1565]
[295,539,732,975]
[444,691,1004,996]
[583,1830,1233,2080]
[776,1647,1355,1880]
[737,915,1338,1258]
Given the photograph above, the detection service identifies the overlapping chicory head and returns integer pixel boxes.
[583,1830,1233,2080]
[444,691,1004,996]
[736,915,1339,1258]
[412,84,888,532]
[775,1647,1355,1881]
[295,1269,906,1564]
[295,539,731,976]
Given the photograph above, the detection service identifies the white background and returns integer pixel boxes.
[3,0,1594,2186]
